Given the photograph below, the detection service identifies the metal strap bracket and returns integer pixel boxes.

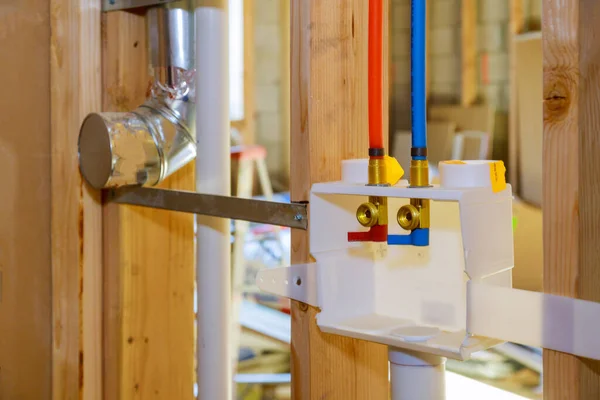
[106,187,309,230]
[102,0,180,12]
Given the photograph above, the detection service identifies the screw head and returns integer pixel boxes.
[294,213,303,221]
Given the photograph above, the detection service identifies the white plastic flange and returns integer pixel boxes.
[391,326,442,342]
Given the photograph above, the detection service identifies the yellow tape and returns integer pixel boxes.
[489,161,507,193]
[443,160,466,165]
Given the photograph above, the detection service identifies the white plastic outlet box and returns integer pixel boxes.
[258,159,600,361]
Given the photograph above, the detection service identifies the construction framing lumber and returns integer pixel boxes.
[282,0,292,182]
[460,0,477,106]
[290,1,389,398]
[543,1,600,398]
[243,0,256,145]
[50,0,103,398]
[508,0,524,189]
[102,10,195,399]
[0,2,54,398]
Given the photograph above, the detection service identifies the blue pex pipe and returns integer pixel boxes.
[411,0,427,160]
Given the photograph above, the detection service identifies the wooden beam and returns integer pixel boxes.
[231,119,247,132]
[543,1,600,398]
[103,10,195,399]
[244,0,256,144]
[282,0,291,183]
[50,0,103,399]
[0,3,53,399]
[290,1,389,398]
[460,0,477,106]
[508,0,524,189]
[102,11,147,398]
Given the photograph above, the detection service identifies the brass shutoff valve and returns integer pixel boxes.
[357,197,388,228]
[397,198,430,231]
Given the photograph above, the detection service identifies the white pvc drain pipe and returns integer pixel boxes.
[195,3,231,399]
[389,347,446,400]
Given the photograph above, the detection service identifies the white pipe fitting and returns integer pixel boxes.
[389,347,446,400]
[439,160,498,189]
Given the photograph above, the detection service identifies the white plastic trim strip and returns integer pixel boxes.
[469,282,600,360]
[256,263,319,307]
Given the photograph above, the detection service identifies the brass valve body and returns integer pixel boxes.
[397,198,430,231]
[356,196,388,227]
[397,204,420,230]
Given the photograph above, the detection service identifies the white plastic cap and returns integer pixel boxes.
[439,160,504,190]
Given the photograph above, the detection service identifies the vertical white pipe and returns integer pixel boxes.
[389,347,446,400]
[195,5,232,400]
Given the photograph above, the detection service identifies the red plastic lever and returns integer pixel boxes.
[348,224,388,243]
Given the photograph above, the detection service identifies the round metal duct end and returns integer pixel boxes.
[78,113,113,189]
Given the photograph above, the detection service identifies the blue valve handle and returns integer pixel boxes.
[388,228,429,247]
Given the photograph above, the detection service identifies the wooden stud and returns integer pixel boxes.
[543,1,600,398]
[0,3,53,399]
[231,119,246,133]
[103,11,195,399]
[508,0,525,188]
[290,1,389,398]
[102,12,147,398]
[282,0,291,183]
[460,0,477,107]
[243,0,256,144]
[50,0,103,399]
[511,0,525,34]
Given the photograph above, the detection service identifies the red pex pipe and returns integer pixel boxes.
[368,0,384,150]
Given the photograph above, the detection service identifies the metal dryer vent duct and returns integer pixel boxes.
[78,6,196,189]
